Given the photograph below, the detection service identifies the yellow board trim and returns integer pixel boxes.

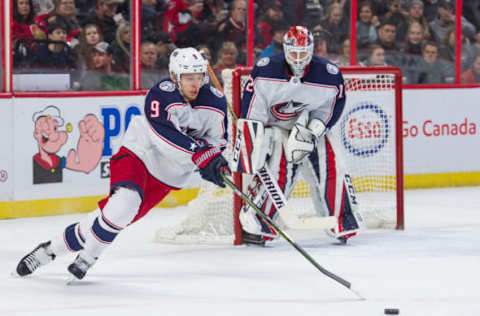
[2,172,480,219]
[0,188,199,219]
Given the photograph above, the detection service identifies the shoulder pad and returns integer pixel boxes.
[210,85,224,98]
[256,57,270,67]
[326,63,339,75]
[158,81,176,92]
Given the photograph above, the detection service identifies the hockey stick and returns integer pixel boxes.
[206,64,239,123]
[221,172,364,299]
[256,165,336,230]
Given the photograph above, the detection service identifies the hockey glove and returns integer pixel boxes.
[286,119,327,164]
[192,146,231,188]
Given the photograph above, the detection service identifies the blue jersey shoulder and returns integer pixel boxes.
[304,56,343,86]
[146,79,184,108]
[191,84,227,114]
[250,53,288,80]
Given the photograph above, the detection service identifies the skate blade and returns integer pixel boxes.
[66,275,80,285]
[10,270,21,278]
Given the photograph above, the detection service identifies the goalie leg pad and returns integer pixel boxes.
[304,136,363,240]
[233,119,272,174]
[239,178,278,238]
[239,132,299,240]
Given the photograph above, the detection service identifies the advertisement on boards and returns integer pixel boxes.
[403,88,480,174]
[0,98,14,200]
[13,95,145,201]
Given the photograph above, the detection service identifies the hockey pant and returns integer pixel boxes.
[239,130,361,241]
[48,146,177,259]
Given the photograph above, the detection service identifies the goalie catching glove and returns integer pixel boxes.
[192,146,231,188]
[286,118,327,164]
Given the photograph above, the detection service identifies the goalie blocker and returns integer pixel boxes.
[233,118,363,243]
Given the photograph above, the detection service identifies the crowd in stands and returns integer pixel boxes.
[11,0,480,91]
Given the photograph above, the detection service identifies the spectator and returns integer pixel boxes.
[356,1,379,49]
[439,26,476,72]
[461,54,480,83]
[302,0,324,29]
[429,1,476,43]
[312,29,331,59]
[423,0,440,22]
[463,0,480,31]
[474,31,480,55]
[257,0,284,49]
[75,23,103,74]
[38,0,82,43]
[79,41,129,90]
[216,0,247,63]
[140,41,164,89]
[163,0,204,44]
[258,21,289,59]
[402,21,425,56]
[197,44,213,64]
[198,0,227,24]
[411,41,454,83]
[375,20,400,65]
[381,0,408,43]
[335,38,351,66]
[360,44,387,66]
[406,0,431,40]
[110,22,130,73]
[13,0,47,43]
[213,41,240,84]
[398,22,426,84]
[149,31,175,72]
[81,0,126,44]
[142,0,159,40]
[32,0,55,16]
[31,21,77,72]
[319,2,349,54]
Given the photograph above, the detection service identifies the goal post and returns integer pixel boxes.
[154,66,404,245]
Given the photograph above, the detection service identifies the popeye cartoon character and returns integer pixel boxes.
[32,105,105,184]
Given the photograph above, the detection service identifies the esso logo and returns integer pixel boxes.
[341,103,390,157]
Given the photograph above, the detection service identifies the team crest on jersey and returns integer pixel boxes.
[159,81,175,92]
[210,86,224,98]
[256,57,270,67]
[270,100,308,121]
[326,63,339,75]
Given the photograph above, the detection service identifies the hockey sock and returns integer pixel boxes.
[82,187,141,259]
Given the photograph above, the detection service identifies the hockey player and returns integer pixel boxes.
[237,26,362,245]
[15,47,230,280]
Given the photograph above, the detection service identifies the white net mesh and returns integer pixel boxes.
[154,68,402,244]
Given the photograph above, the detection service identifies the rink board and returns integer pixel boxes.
[1,87,480,218]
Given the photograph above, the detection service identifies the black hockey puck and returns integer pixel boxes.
[384,308,399,315]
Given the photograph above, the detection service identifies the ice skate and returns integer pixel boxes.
[67,252,97,280]
[241,230,266,246]
[16,241,56,276]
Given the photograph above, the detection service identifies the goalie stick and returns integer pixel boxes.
[221,172,364,300]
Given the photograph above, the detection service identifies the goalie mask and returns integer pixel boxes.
[283,26,314,77]
[169,47,208,91]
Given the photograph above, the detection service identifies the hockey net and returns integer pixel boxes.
[154,66,404,245]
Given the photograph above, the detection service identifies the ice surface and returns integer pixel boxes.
[1,187,480,316]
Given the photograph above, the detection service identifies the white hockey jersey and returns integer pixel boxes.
[241,53,346,130]
[122,79,228,188]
